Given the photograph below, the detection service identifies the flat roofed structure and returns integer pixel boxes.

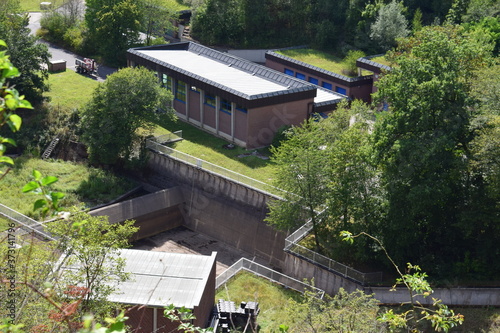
[265,48,374,103]
[59,249,217,333]
[127,42,346,148]
[109,250,216,308]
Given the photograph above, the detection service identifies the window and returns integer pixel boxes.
[308,77,319,85]
[284,68,294,76]
[295,72,306,80]
[175,80,186,102]
[205,93,216,107]
[335,86,347,95]
[162,73,172,91]
[236,104,247,113]
[322,82,333,90]
[220,99,232,114]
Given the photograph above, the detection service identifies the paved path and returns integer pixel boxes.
[28,12,117,81]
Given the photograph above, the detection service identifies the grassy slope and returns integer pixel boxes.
[0,157,136,218]
[152,119,277,184]
[215,271,300,333]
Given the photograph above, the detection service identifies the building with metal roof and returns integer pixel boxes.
[59,249,217,332]
[127,42,346,149]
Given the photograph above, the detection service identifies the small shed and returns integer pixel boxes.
[111,249,217,332]
[49,60,66,72]
[59,249,217,332]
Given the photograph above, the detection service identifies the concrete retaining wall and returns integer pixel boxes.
[143,151,500,306]
[147,152,288,269]
[90,187,184,240]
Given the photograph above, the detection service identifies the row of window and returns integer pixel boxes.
[161,74,247,113]
[284,68,347,95]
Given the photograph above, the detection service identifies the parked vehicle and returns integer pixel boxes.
[75,58,97,75]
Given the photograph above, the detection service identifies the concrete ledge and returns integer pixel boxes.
[90,187,184,223]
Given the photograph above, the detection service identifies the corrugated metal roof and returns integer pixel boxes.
[60,249,216,309]
[137,49,291,97]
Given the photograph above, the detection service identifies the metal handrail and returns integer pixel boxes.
[216,258,325,298]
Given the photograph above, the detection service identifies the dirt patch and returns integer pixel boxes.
[132,226,264,276]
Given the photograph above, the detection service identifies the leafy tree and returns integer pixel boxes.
[370,0,410,51]
[48,211,138,321]
[372,25,496,277]
[191,0,243,46]
[140,0,175,46]
[265,119,330,252]
[79,66,173,166]
[266,101,382,257]
[462,0,500,23]
[85,0,141,65]
[341,231,465,332]
[0,0,50,104]
[412,7,423,32]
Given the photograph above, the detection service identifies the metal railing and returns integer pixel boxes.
[284,213,382,286]
[146,139,285,197]
[0,203,56,241]
[154,130,183,144]
[216,258,324,298]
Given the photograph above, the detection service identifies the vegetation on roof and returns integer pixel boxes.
[276,48,365,77]
[369,55,391,67]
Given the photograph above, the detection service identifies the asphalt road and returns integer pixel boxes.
[28,12,117,82]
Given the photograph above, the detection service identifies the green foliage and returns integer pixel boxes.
[373,25,498,278]
[462,0,500,23]
[0,39,32,179]
[141,0,176,45]
[40,11,70,42]
[0,9,50,105]
[370,0,410,51]
[22,169,65,219]
[80,66,173,166]
[267,101,382,260]
[412,8,423,32]
[340,231,465,332]
[85,0,142,65]
[164,305,213,333]
[215,271,301,332]
[48,211,138,321]
[283,287,382,332]
[342,49,366,76]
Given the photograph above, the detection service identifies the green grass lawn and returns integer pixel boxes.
[0,157,136,219]
[276,49,352,76]
[161,0,190,11]
[216,271,301,332]
[45,70,99,109]
[370,55,391,67]
[20,0,63,11]
[152,118,278,184]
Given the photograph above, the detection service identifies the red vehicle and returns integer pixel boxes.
[75,58,97,75]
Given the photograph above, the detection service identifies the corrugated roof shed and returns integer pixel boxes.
[60,249,217,309]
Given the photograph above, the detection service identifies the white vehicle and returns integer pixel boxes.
[75,58,97,75]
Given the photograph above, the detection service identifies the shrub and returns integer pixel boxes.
[342,50,366,76]
[63,25,84,51]
[40,12,69,42]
